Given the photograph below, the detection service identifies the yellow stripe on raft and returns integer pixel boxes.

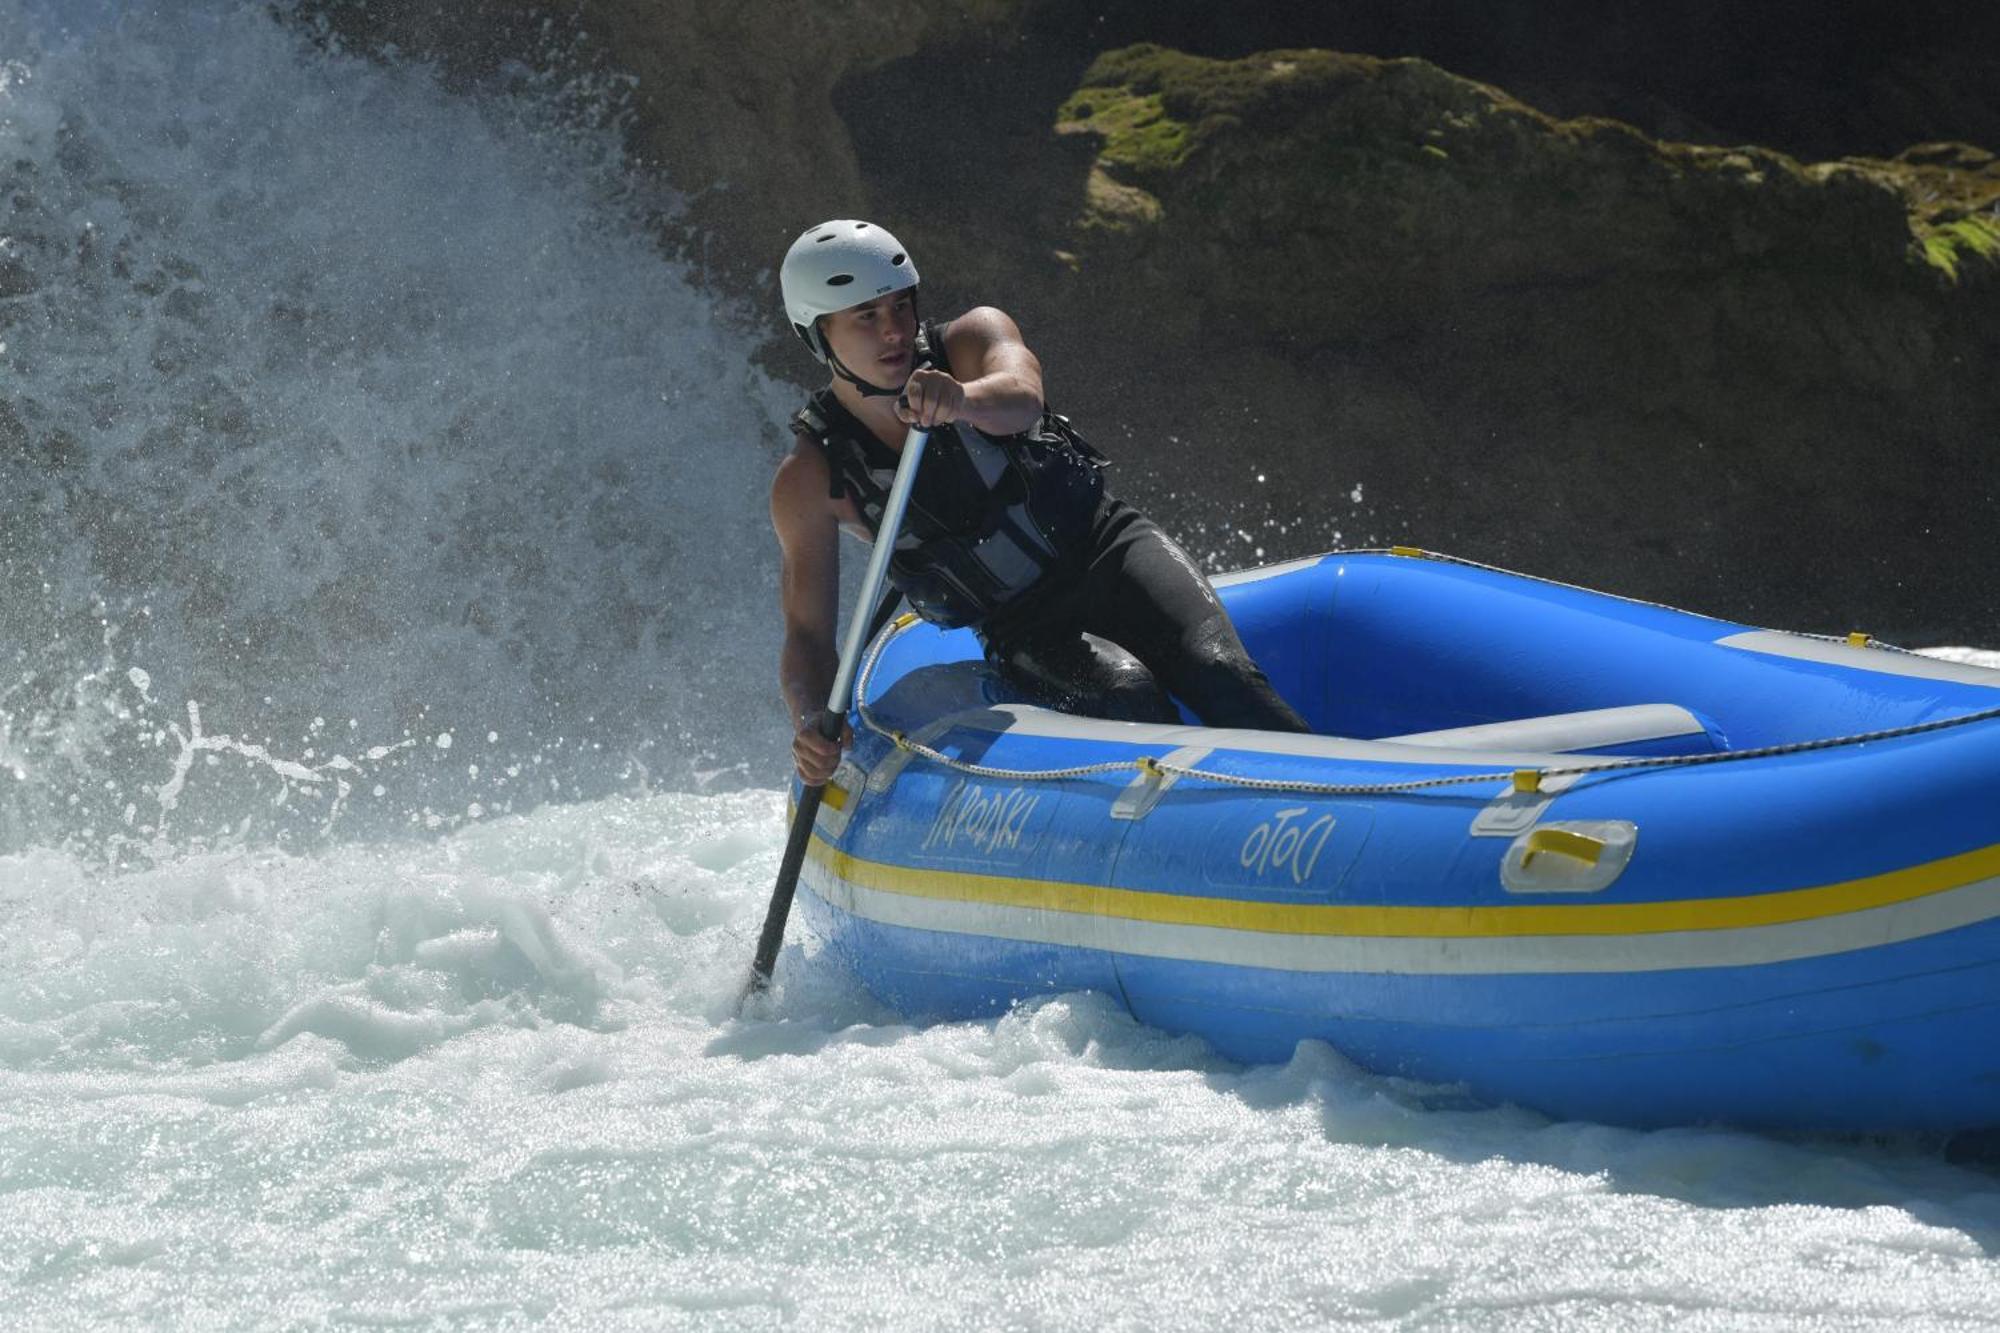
[808,837,2000,940]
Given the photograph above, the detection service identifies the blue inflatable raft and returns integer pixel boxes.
[794,550,2000,1132]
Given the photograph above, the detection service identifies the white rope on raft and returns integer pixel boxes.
[850,549,2000,799]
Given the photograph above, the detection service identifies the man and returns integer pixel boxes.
[772,219,1309,784]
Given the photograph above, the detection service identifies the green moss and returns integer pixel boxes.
[1923,234,1962,282]
[1059,88,1191,176]
[1947,215,2000,260]
[1080,164,1164,231]
[1918,214,2000,284]
[1057,43,1372,182]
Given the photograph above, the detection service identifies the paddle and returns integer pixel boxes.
[746,422,933,997]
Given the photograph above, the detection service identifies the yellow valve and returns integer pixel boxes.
[1137,755,1163,778]
[891,730,911,750]
[1522,826,1606,867]
[1511,769,1543,794]
[1846,631,1871,648]
[893,612,921,630]
[1389,545,1426,559]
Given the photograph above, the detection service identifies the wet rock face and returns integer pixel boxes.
[1048,45,2000,361]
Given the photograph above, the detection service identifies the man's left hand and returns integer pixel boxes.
[896,368,966,428]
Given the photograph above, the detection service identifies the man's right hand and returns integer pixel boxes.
[792,712,853,786]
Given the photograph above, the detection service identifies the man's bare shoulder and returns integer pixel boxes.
[942,305,1024,347]
[941,305,1042,399]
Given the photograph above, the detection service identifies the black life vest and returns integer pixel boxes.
[789,320,1108,629]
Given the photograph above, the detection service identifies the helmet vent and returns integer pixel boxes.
[890,253,906,266]
[814,232,834,243]
[825,274,854,287]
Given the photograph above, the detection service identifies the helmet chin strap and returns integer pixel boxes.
[826,346,907,399]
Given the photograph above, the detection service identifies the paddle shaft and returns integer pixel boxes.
[748,424,932,992]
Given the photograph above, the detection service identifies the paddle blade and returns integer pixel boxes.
[745,778,827,999]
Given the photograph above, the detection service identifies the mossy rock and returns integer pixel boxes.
[1053,44,1995,341]
[1864,144,2000,285]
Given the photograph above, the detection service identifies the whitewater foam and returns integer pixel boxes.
[0,0,795,856]
[10,792,2000,1330]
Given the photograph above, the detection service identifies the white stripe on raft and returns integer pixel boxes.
[1719,631,2000,687]
[1210,554,1332,587]
[921,703,1630,770]
[1383,704,1704,752]
[806,864,2000,976]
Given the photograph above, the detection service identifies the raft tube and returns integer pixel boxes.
[793,550,2000,1132]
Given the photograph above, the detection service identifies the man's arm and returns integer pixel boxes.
[770,436,850,783]
[897,305,1045,436]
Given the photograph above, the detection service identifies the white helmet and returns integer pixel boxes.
[780,219,919,363]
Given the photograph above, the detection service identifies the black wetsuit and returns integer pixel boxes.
[977,494,1312,733]
[796,318,1311,734]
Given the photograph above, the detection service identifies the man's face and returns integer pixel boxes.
[821,290,918,390]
